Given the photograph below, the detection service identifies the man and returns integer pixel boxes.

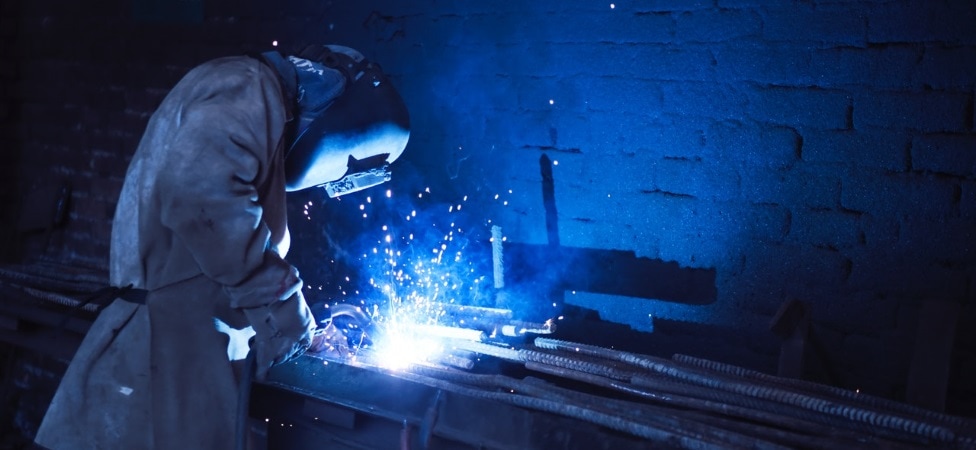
[34,45,410,449]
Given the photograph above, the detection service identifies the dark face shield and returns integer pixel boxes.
[284,46,410,194]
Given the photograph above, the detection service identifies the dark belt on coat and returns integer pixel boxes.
[115,285,149,305]
[58,284,149,329]
[80,284,148,307]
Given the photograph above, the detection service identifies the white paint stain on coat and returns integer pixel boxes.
[118,386,134,396]
[214,317,257,361]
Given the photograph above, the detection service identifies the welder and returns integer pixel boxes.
[34,44,410,449]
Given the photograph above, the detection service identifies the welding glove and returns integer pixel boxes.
[241,291,316,380]
[308,322,351,358]
[227,257,314,380]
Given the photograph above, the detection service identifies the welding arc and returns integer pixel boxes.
[532,338,974,447]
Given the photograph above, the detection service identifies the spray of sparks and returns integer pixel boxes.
[301,181,564,370]
[329,187,521,369]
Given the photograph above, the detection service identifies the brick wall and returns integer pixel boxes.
[1,0,974,419]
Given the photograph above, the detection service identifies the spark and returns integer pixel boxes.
[272,40,278,46]
[330,187,550,370]
[549,99,554,105]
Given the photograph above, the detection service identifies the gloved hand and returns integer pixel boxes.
[242,291,316,380]
[308,323,351,358]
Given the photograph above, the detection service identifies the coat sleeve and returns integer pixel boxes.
[156,68,311,325]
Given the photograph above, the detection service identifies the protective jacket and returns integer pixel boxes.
[35,56,315,449]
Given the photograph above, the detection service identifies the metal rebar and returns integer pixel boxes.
[673,353,976,435]
[409,364,789,450]
[524,361,901,449]
[387,368,725,450]
[533,338,960,445]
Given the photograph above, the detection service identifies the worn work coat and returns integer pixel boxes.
[35,56,315,450]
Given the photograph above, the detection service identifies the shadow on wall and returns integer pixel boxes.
[501,154,717,319]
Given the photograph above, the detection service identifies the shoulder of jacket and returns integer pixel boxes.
[176,56,282,105]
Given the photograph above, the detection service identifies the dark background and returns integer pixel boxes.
[1,0,974,444]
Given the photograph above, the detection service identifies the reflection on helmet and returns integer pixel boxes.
[284,45,410,194]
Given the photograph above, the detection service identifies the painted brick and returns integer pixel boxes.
[856,212,900,248]
[711,43,814,86]
[840,170,958,218]
[705,120,801,169]
[898,216,975,266]
[534,111,685,162]
[576,76,664,116]
[911,133,976,177]
[738,164,841,210]
[740,241,853,291]
[484,111,550,149]
[71,197,115,222]
[124,88,169,113]
[549,113,632,155]
[743,85,852,130]
[658,229,735,268]
[516,42,712,82]
[86,177,124,203]
[809,45,919,90]
[674,9,762,43]
[846,249,970,300]
[553,189,678,251]
[914,46,976,90]
[645,199,790,248]
[716,0,798,8]
[761,6,867,47]
[962,180,976,219]
[854,90,971,132]
[650,157,742,201]
[803,129,909,172]
[632,0,714,13]
[657,81,748,122]
[623,116,708,160]
[787,208,861,250]
[739,202,792,242]
[867,1,976,45]
[552,10,675,44]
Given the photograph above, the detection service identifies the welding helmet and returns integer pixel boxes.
[284,45,411,196]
